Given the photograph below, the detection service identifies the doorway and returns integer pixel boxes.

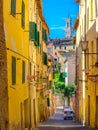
[96,96,98,128]
[88,95,90,125]
[33,99,36,126]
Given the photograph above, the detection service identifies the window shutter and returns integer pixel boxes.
[12,56,16,85]
[11,0,16,16]
[43,52,47,65]
[47,98,50,106]
[34,30,39,46]
[22,60,25,83]
[44,30,47,41]
[29,22,37,41]
[37,31,39,46]
[22,0,25,28]
[64,72,68,77]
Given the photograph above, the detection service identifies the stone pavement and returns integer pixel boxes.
[34,108,92,130]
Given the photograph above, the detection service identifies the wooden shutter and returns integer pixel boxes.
[11,0,16,16]
[12,56,16,85]
[22,0,25,28]
[43,52,47,65]
[37,31,39,46]
[22,60,25,83]
[29,22,37,41]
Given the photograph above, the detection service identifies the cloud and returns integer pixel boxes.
[50,26,65,30]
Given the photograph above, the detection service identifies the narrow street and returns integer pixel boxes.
[34,108,90,130]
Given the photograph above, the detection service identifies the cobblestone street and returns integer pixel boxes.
[34,109,91,130]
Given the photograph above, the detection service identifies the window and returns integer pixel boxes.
[64,46,66,50]
[29,22,37,41]
[12,56,16,85]
[21,0,25,28]
[59,46,61,49]
[42,28,47,42]
[73,45,75,49]
[11,0,16,16]
[22,60,25,83]
[43,52,47,65]
[47,98,50,106]
[47,48,51,51]
[54,46,56,50]
[54,58,57,61]
[55,52,57,55]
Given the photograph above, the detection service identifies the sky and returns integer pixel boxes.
[42,0,79,39]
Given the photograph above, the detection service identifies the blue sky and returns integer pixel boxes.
[42,0,79,39]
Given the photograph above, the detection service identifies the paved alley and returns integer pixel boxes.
[34,108,91,130]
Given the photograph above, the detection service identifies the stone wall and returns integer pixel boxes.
[0,1,9,130]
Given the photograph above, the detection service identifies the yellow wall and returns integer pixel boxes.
[4,0,29,129]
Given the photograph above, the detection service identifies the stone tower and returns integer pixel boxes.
[65,17,73,38]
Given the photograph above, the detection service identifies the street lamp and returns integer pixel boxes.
[80,39,88,52]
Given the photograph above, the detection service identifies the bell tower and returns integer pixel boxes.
[65,17,73,38]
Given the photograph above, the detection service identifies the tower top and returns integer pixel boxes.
[65,17,73,38]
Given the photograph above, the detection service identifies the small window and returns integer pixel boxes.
[12,56,16,85]
[22,60,25,83]
[47,48,51,51]
[54,58,57,61]
[11,0,16,16]
[59,46,61,49]
[55,52,57,55]
[64,47,66,50]
[54,46,56,50]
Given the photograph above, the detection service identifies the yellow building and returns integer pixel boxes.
[75,0,98,128]
[1,0,30,129]
[28,0,50,127]
[0,0,49,129]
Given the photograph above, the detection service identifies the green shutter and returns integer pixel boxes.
[12,56,16,85]
[29,22,37,41]
[64,72,68,77]
[11,0,16,16]
[34,31,39,46]
[37,32,39,46]
[21,0,25,28]
[43,52,47,65]
[44,30,47,41]
[22,60,25,83]
[47,98,50,106]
